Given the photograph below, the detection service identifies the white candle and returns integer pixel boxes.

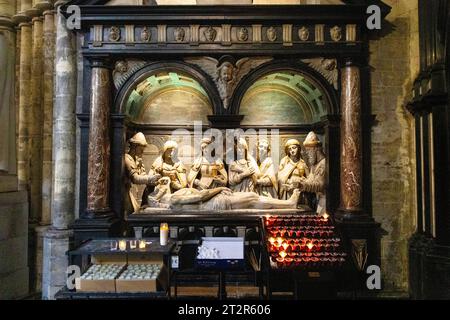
[118,239,127,251]
[160,223,169,246]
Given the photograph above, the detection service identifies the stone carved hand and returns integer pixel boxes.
[242,167,255,178]
[148,174,161,185]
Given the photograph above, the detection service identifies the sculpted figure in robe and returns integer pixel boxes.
[123,132,161,216]
[228,138,259,193]
[187,138,228,190]
[278,139,309,201]
[298,131,327,214]
[255,139,278,198]
[147,140,187,195]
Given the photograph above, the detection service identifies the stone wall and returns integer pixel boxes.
[370,0,419,294]
[0,191,29,299]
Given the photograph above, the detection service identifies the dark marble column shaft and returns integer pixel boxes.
[86,62,112,215]
[340,61,363,213]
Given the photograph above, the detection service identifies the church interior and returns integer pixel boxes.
[0,0,449,301]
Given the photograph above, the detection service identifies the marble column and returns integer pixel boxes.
[42,2,76,300]
[17,20,32,192]
[30,16,43,224]
[339,60,363,214]
[41,9,55,226]
[51,6,76,230]
[86,61,112,216]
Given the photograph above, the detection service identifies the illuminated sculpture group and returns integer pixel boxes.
[124,131,326,216]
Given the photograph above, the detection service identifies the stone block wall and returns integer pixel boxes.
[0,191,29,299]
[370,0,419,293]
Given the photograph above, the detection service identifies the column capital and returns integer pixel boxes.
[54,0,69,8]
[18,21,32,28]
[89,58,114,70]
[339,57,367,69]
[320,114,341,127]
[12,13,30,24]
[31,16,43,23]
[43,9,55,16]
[35,1,55,12]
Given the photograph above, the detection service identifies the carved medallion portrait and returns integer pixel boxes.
[204,26,217,42]
[174,27,186,42]
[298,26,309,41]
[238,27,249,42]
[267,26,277,42]
[140,26,151,42]
[330,26,342,42]
[108,26,121,42]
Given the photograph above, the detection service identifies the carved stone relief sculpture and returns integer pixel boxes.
[112,59,147,90]
[238,27,249,42]
[330,25,342,42]
[302,57,338,90]
[184,56,273,109]
[108,26,121,42]
[174,27,185,42]
[140,26,151,42]
[298,26,310,41]
[267,26,277,42]
[204,26,217,42]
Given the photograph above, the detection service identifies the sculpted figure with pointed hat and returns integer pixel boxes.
[124,132,161,216]
[299,131,327,214]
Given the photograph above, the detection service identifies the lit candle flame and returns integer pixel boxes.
[282,243,289,251]
[276,237,283,245]
[268,237,275,245]
[279,251,287,259]
[307,242,314,250]
[323,213,329,220]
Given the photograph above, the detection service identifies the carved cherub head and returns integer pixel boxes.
[218,61,234,83]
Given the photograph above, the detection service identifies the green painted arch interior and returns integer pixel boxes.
[125,72,213,125]
[240,71,329,126]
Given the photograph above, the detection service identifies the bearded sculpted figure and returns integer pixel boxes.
[298,132,327,214]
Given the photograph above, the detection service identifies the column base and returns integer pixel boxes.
[335,209,373,222]
[71,215,123,247]
[335,212,381,292]
[42,228,73,300]
[34,225,51,294]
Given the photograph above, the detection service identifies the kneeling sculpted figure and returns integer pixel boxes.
[124,132,161,216]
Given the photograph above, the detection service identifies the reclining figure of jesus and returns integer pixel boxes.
[146,177,301,211]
